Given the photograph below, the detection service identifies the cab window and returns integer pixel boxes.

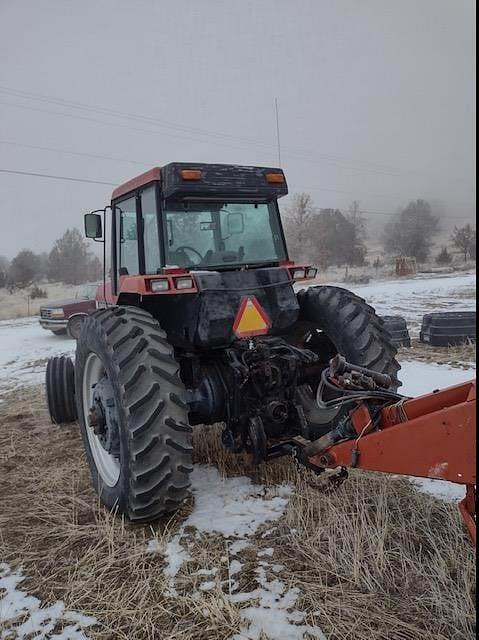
[115,197,139,275]
[141,186,161,274]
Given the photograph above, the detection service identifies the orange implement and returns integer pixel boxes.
[309,380,476,542]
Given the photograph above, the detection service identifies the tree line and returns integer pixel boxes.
[0,228,102,289]
[283,194,476,267]
[0,205,475,289]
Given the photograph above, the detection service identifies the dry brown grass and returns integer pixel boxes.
[0,283,77,321]
[399,340,476,369]
[0,386,476,640]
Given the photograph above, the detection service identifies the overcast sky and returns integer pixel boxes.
[0,0,475,258]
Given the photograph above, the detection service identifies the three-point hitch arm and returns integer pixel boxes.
[300,356,477,543]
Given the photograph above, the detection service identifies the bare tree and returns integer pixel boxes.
[347,200,367,241]
[382,199,439,262]
[451,224,476,262]
[282,193,317,262]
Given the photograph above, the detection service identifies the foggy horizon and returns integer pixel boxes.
[0,0,475,259]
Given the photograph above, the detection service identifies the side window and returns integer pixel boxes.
[116,197,139,276]
[141,186,161,274]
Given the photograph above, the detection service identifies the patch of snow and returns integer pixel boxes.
[0,563,96,639]
[163,534,191,578]
[193,568,218,577]
[399,360,475,397]
[155,466,293,585]
[272,564,285,573]
[229,540,250,556]
[198,581,216,592]
[410,478,467,502]
[229,560,243,576]
[145,539,161,554]
[0,317,75,396]
[231,566,326,640]
[187,465,293,538]
[257,548,274,558]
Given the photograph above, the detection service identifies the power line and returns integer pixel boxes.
[4,98,476,201]
[0,84,454,180]
[0,167,474,221]
[0,169,116,186]
[0,140,148,166]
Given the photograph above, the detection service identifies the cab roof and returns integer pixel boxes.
[111,163,287,202]
[111,167,161,201]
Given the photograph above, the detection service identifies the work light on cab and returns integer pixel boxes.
[175,276,194,290]
[150,279,169,292]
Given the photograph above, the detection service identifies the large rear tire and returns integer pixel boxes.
[75,306,193,522]
[294,285,401,437]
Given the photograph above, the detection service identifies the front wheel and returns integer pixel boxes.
[68,314,87,340]
[75,306,193,522]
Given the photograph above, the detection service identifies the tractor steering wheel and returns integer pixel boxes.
[174,245,203,265]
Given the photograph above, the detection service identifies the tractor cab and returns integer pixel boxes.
[85,163,317,348]
[85,162,303,284]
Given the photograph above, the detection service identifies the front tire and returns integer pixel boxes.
[75,306,193,522]
[52,329,67,336]
[68,314,87,340]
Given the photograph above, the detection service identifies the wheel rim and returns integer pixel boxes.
[82,352,121,487]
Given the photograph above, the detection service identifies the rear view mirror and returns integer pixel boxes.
[84,212,103,239]
[227,212,244,235]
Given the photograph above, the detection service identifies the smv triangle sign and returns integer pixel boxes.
[233,296,271,338]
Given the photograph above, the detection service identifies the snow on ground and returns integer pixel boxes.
[298,271,476,337]
[0,563,96,639]
[231,564,326,640]
[150,464,293,578]
[187,465,293,538]
[399,360,476,502]
[0,317,75,396]
[145,466,328,639]
[399,360,475,397]
[0,272,475,397]
[349,272,476,336]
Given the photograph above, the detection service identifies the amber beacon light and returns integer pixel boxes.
[264,172,285,184]
[180,169,202,181]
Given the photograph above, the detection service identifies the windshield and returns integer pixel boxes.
[77,284,98,300]
[164,201,287,268]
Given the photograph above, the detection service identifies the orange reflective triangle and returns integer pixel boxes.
[233,296,271,338]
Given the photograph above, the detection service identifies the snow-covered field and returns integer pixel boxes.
[0,272,476,639]
[0,318,75,397]
[0,272,475,398]
[347,271,476,336]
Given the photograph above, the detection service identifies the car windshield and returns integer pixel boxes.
[164,201,287,268]
[77,284,98,299]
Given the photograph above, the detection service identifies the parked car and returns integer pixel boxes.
[39,283,99,338]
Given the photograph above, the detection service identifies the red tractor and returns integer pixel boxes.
[45,163,475,538]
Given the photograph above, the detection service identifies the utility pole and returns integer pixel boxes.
[274,97,282,167]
